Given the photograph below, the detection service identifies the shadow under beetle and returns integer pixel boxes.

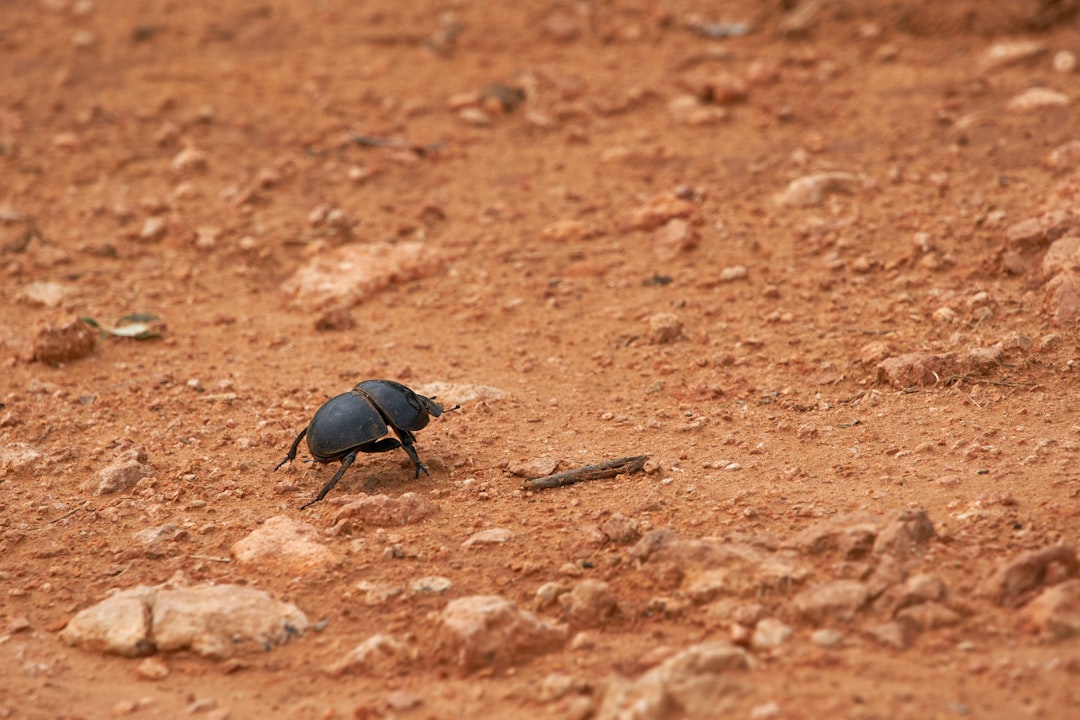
[275,379,447,508]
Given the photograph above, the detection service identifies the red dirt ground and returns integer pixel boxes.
[3,1,1080,718]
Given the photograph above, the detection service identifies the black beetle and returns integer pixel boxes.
[275,379,446,508]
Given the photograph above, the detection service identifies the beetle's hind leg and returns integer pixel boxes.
[391,428,429,478]
[275,428,308,471]
[301,450,357,509]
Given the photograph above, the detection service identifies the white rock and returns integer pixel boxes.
[793,581,869,625]
[134,656,170,680]
[171,146,207,173]
[600,514,640,545]
[61,583,308,659]
[355,580,405,605]
[60,587,155,657]
[462,528,515,547]
[1045,271,1080,324]
[895,601,962,633]
[1042,236,1080,278]
[1045,141,1080,172]
[866,620,912,650]
[1054,50,1077,74]
[559,579,619,628]
[506,456,558,478]
[653,218,697,260]
[150,585,308,658]
[810,628,844,647]
[750,701,782,719]
[647,313,683,344]
[878,573,948,617]
[94,448,153,495]
[332,492,440,527]
[1020,579,1080,640]
[231,515,341,574]
[719,265,748,282]
[412,382,507,406]
[872,509,936,559]
[980,544,1079,607]
[410,576,453,596]
[773,172,860,207]
[620,194,697,231]
[538,672,581,702]
[437,595,567,671]
[541,219,601,242]
[785,513,878,559]
[751,618,792,649]
[659,543,808,601]
[281,242,442,309]
[0,442,43,478]
[1008,87,1069,113]
[138,216,167,241]
[978,40,1046,72]
[18,281,72,308]
[595,641,750,720]
[535,581,570,609]
[325,633,410,676]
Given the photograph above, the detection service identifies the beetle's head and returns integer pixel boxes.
[419,394,446,418]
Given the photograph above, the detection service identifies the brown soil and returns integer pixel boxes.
[3,1,1080,718]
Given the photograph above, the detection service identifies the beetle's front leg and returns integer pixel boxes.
[275,428,308,471]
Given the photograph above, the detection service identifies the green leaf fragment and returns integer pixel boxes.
[110,324,161,339]
[79,315,162,340]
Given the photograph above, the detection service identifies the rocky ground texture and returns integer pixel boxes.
[3,0,1080,718]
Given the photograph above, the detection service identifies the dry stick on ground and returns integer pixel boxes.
[524,455,649,490]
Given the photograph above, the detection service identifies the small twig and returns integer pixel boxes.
[949,375,1037,388]
[48,502,90,524]
[524,455,648,490]
[189,554,232,563]
[959,391,984,409]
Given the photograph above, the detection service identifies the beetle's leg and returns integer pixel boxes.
[275,428,308,471]
[393,428,429,478]
[301,450,356,509]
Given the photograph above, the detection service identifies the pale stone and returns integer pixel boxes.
[462,528,515,547]
[773,172,860,207]
[231,515,341,574]
[332,492,440,527]
[559,579,619,628]
[94,448,153,495]
[793,581,869,625]
[60,589,155,657]
[438,595,567,672]
[325,634,410,676]
[1007,87,1069,113]
[595,642,750,720]
[981,545,1079,608]
[412,382,506,406]
[150,585,308,658]
[281,242,443,310]
[1020,579,1080,640]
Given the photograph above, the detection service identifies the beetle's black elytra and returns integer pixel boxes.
[275,379,446,508]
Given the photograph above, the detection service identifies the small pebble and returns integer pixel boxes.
[134,656,170,681]
[1054,50,1077,73]
[810,628,845,647]
[719,265,748,282]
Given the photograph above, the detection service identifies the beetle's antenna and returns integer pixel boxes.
[428,396,460,413]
